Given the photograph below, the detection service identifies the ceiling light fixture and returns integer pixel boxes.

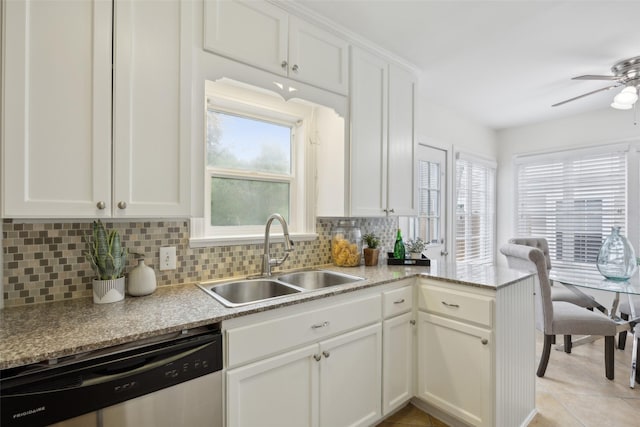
[611,86,638,109]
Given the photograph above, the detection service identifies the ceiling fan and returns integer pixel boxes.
[552,56,640,109]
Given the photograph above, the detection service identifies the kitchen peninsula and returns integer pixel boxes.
[1,263,535,427]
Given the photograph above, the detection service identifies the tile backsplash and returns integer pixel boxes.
[2,217,397,307]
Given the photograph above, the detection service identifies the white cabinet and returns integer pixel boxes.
[349,46,417,217]
[223,293,382,427]
[1,0,191,218]
[382,284,415,415]
[2,0,112,218]
[204,0,348,94]
[416,277,536,427]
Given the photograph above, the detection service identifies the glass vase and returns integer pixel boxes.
[596,226,637,280]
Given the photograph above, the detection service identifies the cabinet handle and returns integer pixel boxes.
[117,201,127,209]
[481,339,489,345]
[441,301,460,308]
[291,64,299,72]
[314,354,322,361]
[311,321,330,329]
[409,320,416,326]
[388,208,395,213]
[96,201,106,210]
[394,298,405,304]
[322,351,330,358]
[281,60,288,69]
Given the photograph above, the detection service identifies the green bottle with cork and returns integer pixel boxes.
[393,229,405,259]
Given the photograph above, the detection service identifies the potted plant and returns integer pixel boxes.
[363,232,381,266]
[84,220,128,303]
[405,237,427,259]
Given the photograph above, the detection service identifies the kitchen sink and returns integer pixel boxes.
[198,279,301,307]
[277,270,364,290]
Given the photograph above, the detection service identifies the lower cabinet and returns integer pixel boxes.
[226,323,382,427]
[382,311,414,415]
[417,312,492,426]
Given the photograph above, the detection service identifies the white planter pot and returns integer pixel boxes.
[410,252,423,260]
[93,277,125,304]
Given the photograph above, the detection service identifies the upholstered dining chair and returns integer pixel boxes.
[500,242,618,379]
[507,237,601,310]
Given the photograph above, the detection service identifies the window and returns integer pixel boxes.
[417,159,441,244]
[515,147,627,271]
[206,111,293,229]
[455,152,496,265]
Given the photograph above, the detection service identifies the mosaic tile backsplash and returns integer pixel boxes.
[2,217,397,307]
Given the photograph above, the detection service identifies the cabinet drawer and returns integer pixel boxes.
[382,286,413,318]
[226,294,381,368]
[419,285,493,327]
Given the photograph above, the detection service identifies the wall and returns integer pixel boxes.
[496,106,640,267]
[2,217,396,308]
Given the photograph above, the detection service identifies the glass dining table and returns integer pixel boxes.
[549,269,640,388]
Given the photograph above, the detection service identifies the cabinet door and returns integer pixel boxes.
[417,312,493,427]
[349,47,388,217]
[319,323,382,427]
[382,312,414,415]
[203,0,288,76]
[288,17,348,95]
[113,0,191,216]
[227,344,319,427]
[387,63,417,216]
[2,0,112,217]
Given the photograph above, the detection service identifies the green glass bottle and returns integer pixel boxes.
[393,229,405,259]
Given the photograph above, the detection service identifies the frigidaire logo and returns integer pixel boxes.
[13,406,46,419]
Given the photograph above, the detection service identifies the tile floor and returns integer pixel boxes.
[376,331,640,427]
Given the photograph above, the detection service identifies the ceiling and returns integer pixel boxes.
[294,0,640,130]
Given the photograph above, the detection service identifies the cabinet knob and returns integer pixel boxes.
[481,338,489,345]
[291,64,299,73]
[96,201,106,210]
[314,354,322,362]
[281,60,288,69]
[322,351,330,358]
[117,201,127,209]
[388,208,395,213]
[409,319,416,326]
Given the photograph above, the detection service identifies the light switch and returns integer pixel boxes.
[159,246,177,271]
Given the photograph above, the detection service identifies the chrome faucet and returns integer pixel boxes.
[261,213,294,276]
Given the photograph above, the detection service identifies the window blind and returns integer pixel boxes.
[455,153,496,265]
[515,149,627,271]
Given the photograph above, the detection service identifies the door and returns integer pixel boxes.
[319,324,382,427]
[417,312,492,427]
[382,312,414,415]
[226,344,319,427]
[402,144,448,261]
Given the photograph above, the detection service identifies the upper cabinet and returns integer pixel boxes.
[203,0,348,95]
[349,46,417,217]
[1,0,191,218]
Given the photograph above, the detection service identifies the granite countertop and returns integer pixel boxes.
[0,262,532,370]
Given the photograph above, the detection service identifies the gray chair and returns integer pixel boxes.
[500,242,617,379]
[508,237,601,310]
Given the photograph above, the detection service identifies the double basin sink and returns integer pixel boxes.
[198,270,365,307]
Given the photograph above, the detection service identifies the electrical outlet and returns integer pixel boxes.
[159,246,177,271]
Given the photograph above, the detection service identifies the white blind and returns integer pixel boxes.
[455,154,496,265]
[515,149,627,271]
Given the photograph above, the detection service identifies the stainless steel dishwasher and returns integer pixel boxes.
[0,325,223,427]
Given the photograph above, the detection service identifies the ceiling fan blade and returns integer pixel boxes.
[572,75,620,81]
[552,84,622,107]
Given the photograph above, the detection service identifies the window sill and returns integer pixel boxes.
[189,232,318,248]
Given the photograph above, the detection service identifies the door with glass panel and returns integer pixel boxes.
[403,144,447,261]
